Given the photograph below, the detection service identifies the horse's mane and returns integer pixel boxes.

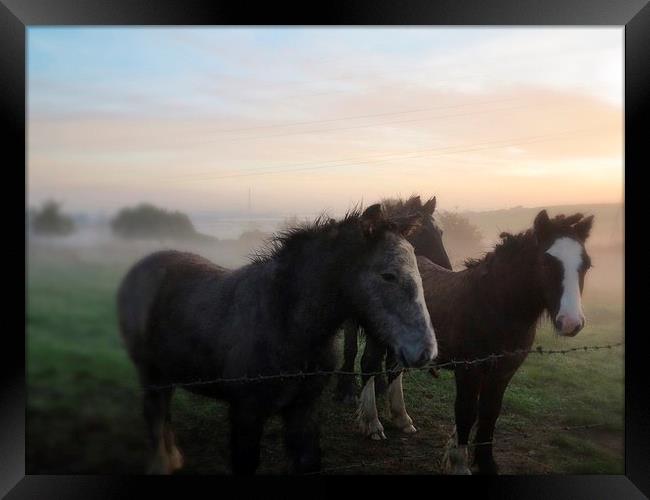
[249,207,367,264]
[249,196,437,264]
[463,213,588,269]
[381,196,417,217]
[381,194,432,219]
[463,230,534,269]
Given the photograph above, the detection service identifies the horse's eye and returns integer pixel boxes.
[381,272,397,283]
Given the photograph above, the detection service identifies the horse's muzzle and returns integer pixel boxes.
[555,315,585,337]
[399,340,437,368]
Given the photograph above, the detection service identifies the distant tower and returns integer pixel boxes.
[248,187,252,214]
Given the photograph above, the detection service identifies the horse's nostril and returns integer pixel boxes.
[415,347,435,367]
[574,320,585,334]
[555,318,563,331]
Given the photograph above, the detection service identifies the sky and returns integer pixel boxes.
[27,27,623,217]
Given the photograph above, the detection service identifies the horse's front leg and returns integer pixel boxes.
[229,401,268,475]
[357,376,386,440]
[443,366,482,475]
[385,349,417,433]
[282,399,322,474]
[334,319,360,406]
[386,371,417,433]
[473,367,517,475]
[357,339,386,439]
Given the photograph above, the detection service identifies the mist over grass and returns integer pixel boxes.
[26,201,624,474]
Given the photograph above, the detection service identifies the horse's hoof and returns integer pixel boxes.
[451,465,473,475]
[358,414,386,440]
[370,430,387,440]
[442,445,472,475]
[169,447,184,471]
[401,424,418,434]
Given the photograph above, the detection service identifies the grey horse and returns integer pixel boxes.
[117,204,437,475]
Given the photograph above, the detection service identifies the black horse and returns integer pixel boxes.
[418,210,593,474]
[117,204,437,474]
[334,195,452,439]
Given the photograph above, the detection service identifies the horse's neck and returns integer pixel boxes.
[276,251,347,348]
[476,250,545,329]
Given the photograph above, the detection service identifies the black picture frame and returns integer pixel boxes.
[4,0,648,497]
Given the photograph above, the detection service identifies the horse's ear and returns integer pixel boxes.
[392,213,422,238]
[361,204,384,235]
[574,215,594,241]
[422,196,437,216]
[404,195,422,212]
[562,213,584,226]
[533,209,551,242]
[362,203,383,221]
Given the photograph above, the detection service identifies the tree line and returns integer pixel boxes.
[27,200,485,260]
[27,201,210,242]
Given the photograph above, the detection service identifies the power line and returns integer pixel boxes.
[170,126,601,182]
[198,43,600,105]
[206,96,522,135]
[210,103,534,142]
[171,127,605,182]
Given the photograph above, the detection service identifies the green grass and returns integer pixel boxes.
[26,249,624,474]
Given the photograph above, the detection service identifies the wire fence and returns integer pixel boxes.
[139,341,623,475]
[144,341,623,391]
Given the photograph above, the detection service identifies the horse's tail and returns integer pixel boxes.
[116,251,174,364]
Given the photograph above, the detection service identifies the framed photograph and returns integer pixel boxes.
[3,0,648,497]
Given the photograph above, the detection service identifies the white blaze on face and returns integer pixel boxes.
[397,239,437,360]
[546,237,586,334]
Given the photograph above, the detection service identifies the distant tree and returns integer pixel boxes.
[30,200,76,236]
[111,203,210,241]
[437,211,484,266]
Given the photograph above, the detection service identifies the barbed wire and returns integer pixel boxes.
[144,341,623,391]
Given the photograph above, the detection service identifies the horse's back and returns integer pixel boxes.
[117,250,229,363]
[416,255,477,361]
[416,255,452,275]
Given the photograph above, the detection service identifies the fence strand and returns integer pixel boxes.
[144,341,623,390]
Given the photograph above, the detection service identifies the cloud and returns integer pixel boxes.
[27,27,623,215]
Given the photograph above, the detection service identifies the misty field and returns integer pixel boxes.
[26,240,624,475]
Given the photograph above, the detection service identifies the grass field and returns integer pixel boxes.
[26,240,624,475]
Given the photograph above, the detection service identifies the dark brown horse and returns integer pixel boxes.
[420,210,594,474]
[354,209,594,473]
[117,204,437,475]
